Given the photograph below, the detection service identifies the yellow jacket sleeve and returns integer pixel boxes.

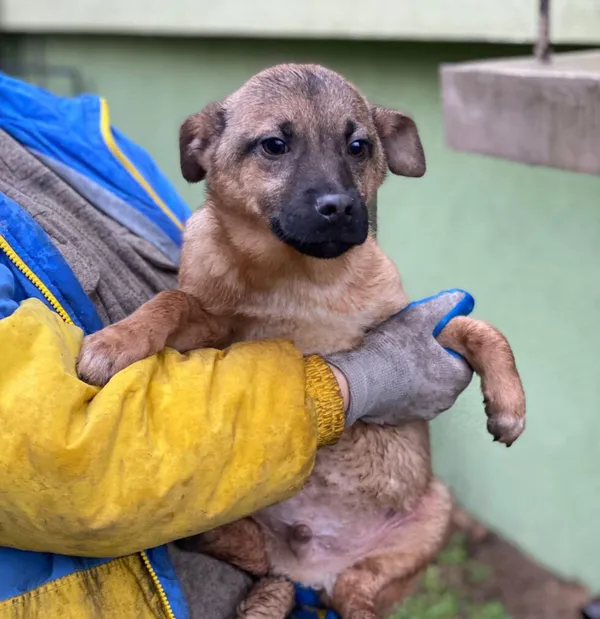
[0,300,344,557]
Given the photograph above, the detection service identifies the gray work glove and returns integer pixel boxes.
[326,289,475,427]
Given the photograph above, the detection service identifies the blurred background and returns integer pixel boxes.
[2,1,599,617]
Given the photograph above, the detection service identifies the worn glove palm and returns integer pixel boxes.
[326,289,475,427]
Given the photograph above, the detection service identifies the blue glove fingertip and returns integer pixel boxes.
[429,289,475,366]
[431,289,475,338]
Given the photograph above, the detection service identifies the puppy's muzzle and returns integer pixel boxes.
[270,189,368,260]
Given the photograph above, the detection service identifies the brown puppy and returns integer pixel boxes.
[77,64,525,619]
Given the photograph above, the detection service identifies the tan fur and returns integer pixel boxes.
[77,64,525,618]
[179,519,270,577]
[236,577,296,619]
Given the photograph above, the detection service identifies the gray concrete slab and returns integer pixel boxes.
[441,50,600,175]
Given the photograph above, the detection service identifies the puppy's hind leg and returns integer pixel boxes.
[328,572,421,619]
[236,577,295,619]
[176,518,270,577]
[331,479,452,619]
[183,520,293,619]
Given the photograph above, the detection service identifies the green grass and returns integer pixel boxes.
[389,534,511,619]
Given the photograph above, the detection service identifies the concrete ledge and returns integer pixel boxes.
[3,0,600,44]
[441,50,600,175]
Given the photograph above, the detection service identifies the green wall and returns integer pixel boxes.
[11,35,600,590]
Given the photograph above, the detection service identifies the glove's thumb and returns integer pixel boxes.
[396,289,475,336]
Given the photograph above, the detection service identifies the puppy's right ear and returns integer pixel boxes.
[179,101,225,183]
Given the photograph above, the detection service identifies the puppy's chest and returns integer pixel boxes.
[229,283,390,355]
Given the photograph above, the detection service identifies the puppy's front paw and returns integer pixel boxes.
[77,326,151,386]
[484,384,526,447]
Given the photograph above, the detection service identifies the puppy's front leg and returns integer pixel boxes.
[436,316,526,445]
[77,290,229,386]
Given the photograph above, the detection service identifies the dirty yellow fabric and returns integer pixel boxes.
[0,299,344,558]
[0,555,171,619]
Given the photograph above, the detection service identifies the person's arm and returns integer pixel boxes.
[0,299,344,557]
[0,291,473,559]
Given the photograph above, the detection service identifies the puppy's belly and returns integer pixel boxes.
[254,497,412,594]
[253,423,431,593]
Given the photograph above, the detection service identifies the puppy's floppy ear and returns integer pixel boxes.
[179,101,225,183]
[371,105,426,177]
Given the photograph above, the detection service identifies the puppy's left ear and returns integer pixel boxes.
[371,106,426,177]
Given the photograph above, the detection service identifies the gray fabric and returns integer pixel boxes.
[0,129,177,326]
[32,148,182,267]
[0,128,247,617]
[327,290,474,427]
[169,545,252,619]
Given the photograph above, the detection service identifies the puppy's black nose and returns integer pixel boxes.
[315,194,354,222]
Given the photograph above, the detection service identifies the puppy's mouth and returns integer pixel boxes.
[269,218,367,259]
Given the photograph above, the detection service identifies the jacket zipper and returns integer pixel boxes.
[140,551,177,619]
[0,234,74,325]
[0,234,177,619]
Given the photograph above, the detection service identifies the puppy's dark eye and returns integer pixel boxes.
[261,138,288,157]
[348,139,369,158]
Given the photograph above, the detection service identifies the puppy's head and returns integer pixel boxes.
[180,64,425,259]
